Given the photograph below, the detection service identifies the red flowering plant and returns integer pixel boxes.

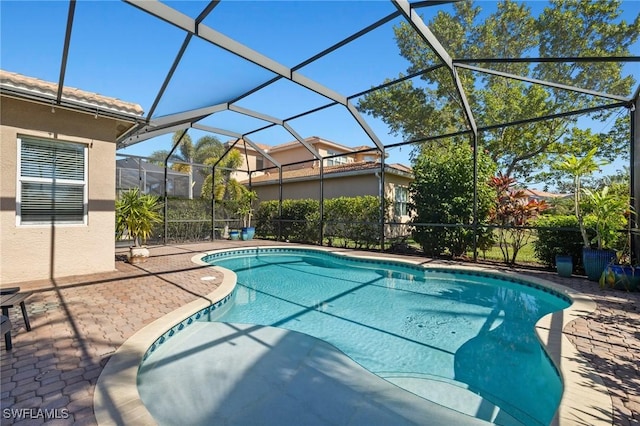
[488,173,548,265]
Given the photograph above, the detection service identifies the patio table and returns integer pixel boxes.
[0,289,32,331]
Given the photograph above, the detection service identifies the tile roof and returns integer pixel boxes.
[523,188,568,198]
[246,161,412,184]
[0,69,144,116]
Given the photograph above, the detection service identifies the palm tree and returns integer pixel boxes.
[201,149,244,201]
[150,133,228,198]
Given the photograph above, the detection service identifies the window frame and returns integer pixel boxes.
[394,185,408,217]
[16,136,88,226]
[325,150,348,166]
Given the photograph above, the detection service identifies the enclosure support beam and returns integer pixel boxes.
[456,63,631,103]
[392,0,452,69]
[632,94,639,260]
[243,136,281,168]
[146,34,193,121]
[164,129,188,244]
[212,165,216,241]
[278,167,283,241]
[379,153,386,251]
[392,0,477,134]
[56,0,76,103]
[472,132,478,262]
[320,161,325,246]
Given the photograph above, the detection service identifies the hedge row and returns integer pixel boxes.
[254,196,384,248]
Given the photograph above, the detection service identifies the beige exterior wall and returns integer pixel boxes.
[251,171,413,220]
[254,173,379,201]
[270,145,317,170]
[1,96,122,284]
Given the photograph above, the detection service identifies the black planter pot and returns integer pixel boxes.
[582,248,616,282]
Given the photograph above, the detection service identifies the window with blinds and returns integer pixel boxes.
[394,186,408,217]
[17,137,87,224]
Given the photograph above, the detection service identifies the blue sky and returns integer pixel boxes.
[1,0,638,179]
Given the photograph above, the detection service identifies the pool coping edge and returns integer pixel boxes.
[93,260,237,426]
[93,245,612,426]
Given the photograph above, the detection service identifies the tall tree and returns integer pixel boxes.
[410,139,496,256]
[358,0,639,183]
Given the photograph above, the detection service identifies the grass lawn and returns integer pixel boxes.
[469,230,540,264]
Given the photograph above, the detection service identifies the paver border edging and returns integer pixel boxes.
[93,260,236,425]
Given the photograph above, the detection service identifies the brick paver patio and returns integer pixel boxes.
[1,241,638,425]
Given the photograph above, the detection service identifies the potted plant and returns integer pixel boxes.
[554,148,618,281]
[555,254,573,278]
[601,226,639,291]
[581,186,627,281]
[116,187,163,263]
[237,190,258,241]
[602,256,640,291]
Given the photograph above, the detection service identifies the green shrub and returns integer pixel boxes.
[533,215,585,269]
[162,198,212,242]
[286,199,320,243]
[324,196,383,249]
[255,196,384,247]
[254,200,279,239]
[276,199,320,243]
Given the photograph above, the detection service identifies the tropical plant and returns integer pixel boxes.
[201,149,244,201]
[237,189,258,228]
[116,187,163,247]
[149,133,226,172]
[150,132,246,202]
[553,147,606,248]
[582,186,628,250]
[488,173,547,265]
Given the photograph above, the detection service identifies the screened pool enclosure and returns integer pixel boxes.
[2,0,639,260]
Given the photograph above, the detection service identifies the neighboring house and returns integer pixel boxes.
[227,136,384,182]
[0,70,143,283]
[228,136,413,224]
[247,161,413,222]
[522,188,569,203]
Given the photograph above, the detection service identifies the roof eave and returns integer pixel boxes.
[0,86,145,124]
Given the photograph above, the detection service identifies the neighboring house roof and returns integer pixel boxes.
[266,136,367,154]
[245,161,413,185]
[0,69,144,118]
[523,188,568,199]
[227,139,271,152]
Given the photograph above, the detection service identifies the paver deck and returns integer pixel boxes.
[0,240,638,425]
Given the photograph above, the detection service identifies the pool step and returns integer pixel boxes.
[380,373,526,426]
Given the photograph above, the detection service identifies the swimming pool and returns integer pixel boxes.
[138,247,571,425]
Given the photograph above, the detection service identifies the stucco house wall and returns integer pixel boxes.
[250,169,413,223]
[254,173,380,200]
[1,81,141,283]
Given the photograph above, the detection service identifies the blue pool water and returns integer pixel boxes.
[198,248,570,425]
[140,249,569,425]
